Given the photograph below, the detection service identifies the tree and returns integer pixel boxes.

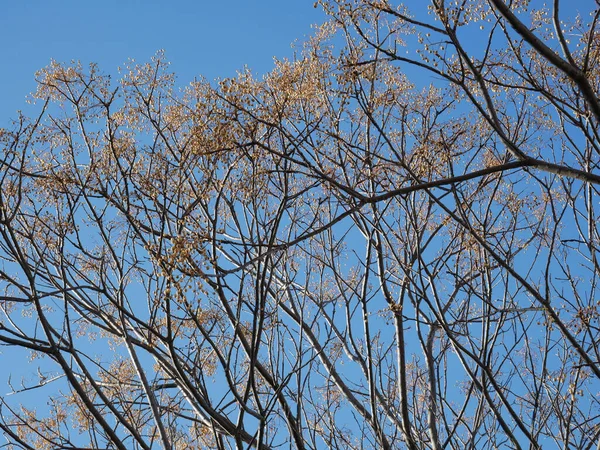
[0,0,599,448]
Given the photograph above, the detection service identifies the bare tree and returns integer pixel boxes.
[0,0,599,448]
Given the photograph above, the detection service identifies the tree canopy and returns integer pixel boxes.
[1,1,599,448]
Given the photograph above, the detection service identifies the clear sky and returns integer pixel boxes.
[0,0,325,423]
[1,1,325,124]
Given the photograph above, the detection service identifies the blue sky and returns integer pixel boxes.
[0,0,324,422]
[1,1,325,124]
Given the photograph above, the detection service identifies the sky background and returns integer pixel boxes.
[1,2,597,447]
[1,1,325,124]
[0,0,324,415]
